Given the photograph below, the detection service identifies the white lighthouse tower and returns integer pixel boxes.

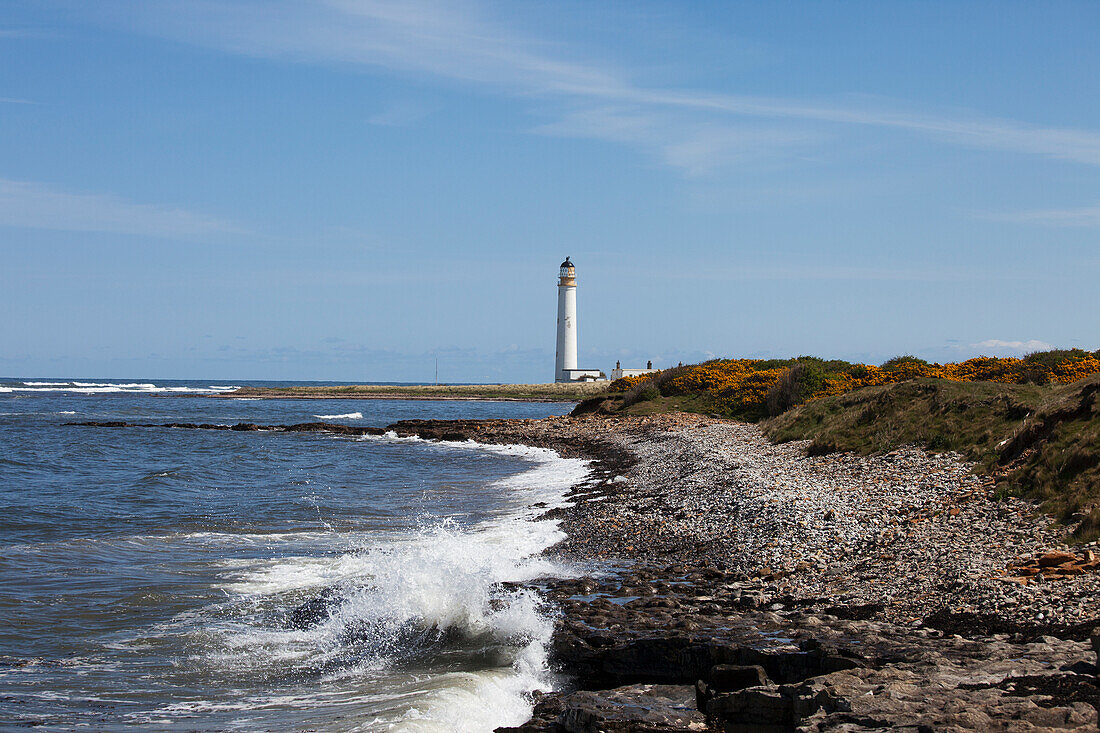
[555,257,578,382]
[553,257,604,383]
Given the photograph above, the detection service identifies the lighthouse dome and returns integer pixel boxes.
[559,257,576,280]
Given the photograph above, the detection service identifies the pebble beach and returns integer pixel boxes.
[386,412,1100,731]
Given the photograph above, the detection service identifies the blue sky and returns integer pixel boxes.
[2,1,1098,382]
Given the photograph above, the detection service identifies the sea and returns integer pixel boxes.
[0,378,588,732]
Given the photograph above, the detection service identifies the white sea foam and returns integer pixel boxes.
[4,381,233,394]
[312,411,363,420]
[198,441,589,730]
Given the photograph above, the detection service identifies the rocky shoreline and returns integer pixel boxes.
[68,414,1100,730]
[390,413,1100,732]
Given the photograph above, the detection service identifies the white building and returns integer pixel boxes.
[610,360,658,381]
[554,257,604,383]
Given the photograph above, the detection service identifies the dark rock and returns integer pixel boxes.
[286,588,342,629]
[822,603,882,621]
[557,636,728,688]
[230,423,261,431]
[1059,661,1098,676]
[709,664,771,692]
[707,686,793,730]
[553,684,706,733]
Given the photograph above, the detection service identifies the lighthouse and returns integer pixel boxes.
[555,257,578,382]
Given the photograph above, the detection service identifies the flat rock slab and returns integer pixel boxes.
[501,684,708,733]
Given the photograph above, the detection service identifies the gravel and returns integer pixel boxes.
[550,413,1100,627]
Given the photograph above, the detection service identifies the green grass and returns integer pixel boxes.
[763,379,1044,461]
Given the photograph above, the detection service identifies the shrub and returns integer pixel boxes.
[609,374,651,392]
[620,349,1100,420]
[882,355,930,370]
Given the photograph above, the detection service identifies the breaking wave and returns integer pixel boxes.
[313,412,363,420]
[171,440,589,730]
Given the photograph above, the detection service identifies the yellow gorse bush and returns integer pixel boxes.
[613,351,1100,417]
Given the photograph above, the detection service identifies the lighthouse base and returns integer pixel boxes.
[558,368,606,383]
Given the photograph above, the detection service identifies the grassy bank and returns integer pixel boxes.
[764,375,1100,541]
[221,382,609,402]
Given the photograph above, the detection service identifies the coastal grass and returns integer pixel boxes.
[763,375,1100,542]
[225,382,609,402]
[763,378,1044,461]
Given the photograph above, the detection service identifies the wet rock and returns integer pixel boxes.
[286,587,343,629]
[498,685,707,733]
[555,685,705,732]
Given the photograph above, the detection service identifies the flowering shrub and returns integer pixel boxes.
[621,350,1100,418]
[609,374,652,392]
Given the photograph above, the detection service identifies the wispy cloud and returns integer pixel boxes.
[0,178,247,240]
[985,204,1100,227]
[971,339,1053,354]
[0,97,35,104]
[657,263,1039,283]
[109,0,1100,171]
[534,106,818,175]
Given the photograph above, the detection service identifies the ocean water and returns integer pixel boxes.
[0,379,586,731]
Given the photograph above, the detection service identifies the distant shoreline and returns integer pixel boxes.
[214,383,607,403]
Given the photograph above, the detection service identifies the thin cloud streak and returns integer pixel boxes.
[985,204,1100,227]
[0,178,248,240]
[657,264,1041,283]
[115,0,1100,169]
